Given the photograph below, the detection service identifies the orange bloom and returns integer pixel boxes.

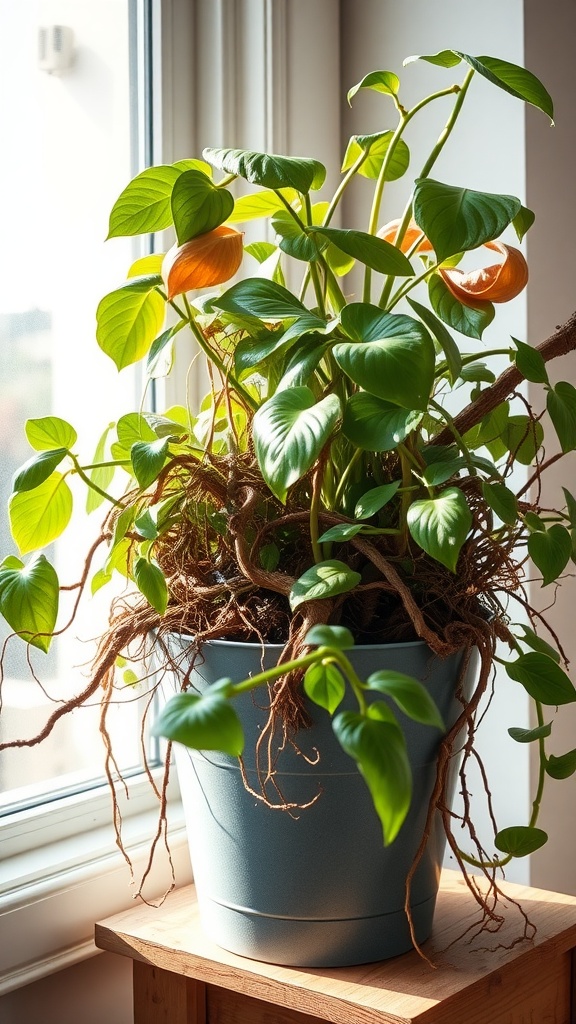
[378,217,433,253]
[439,240,528,304]
[162,225,244,299]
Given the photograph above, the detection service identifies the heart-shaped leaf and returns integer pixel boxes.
[495,826,548,857]
[289,560,361,610]
[546,748,576,780]
[407,488,472,572]
[508,722,552,743]
[107,160,212,238]
[171,169,234,244]
[9,473,73,554]
[483,482,518,526]
[428,274,494,340]
[347,70,400,105]
[253,388,341,503]
[0,554,59,652]
[335,306,435,410]
[133,557,168,615]
[13,448,69,493]
[305,625,355,650]
[342,393,423,451]
[506,652,576,705]
[341,132,410,181]
[229,188,299,223]
[304,661,346,714]
[528,524,572,586]
[25,417,78,451]
[97,282,166,370]
[152,692,244,756]
[513,338,548,384]
[355,481,401,519]
[414,178,521,262]
[131,438,170,490]
[547,381,576,453]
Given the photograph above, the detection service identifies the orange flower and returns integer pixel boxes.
[378,217,433,253]
[439,240,528,304]
[162,225,244,299]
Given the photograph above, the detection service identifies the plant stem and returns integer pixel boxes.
[428,398,478,476]
[69,455,123,508]
[183,297,258,412]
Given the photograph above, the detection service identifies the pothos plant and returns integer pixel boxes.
[2,49,576,914]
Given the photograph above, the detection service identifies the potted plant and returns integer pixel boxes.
[1,48,576,967]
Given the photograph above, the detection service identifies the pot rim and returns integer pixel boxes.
[168,633,428,651]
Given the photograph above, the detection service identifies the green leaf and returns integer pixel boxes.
[336,306,435,410]
[347,70,400,105]
[547,382,576,453]
[152,692,244,756]
[366,671,444,729]
[229,188,299,223]
[503,415,544,465]
[0,554,59,652]
[203,147,326,192]
[317,523,364,543]
[508,722,552,743]
[171,169,234,244]
[86,424,116,513]
[9,473,73,554]
[404,50,464,69]
[414,178,521,262]
[131,437,170,490]
[304,662,346,714]
[407,488,472,572]
[342,393,423,451]
[312,227,414,277]
[272,210,321,262]
[305,625,355,650]
[289,560,362,611]
[97,283,166,370]
[563,487,576,528]
[26,416,77,451]
[514,624,560,663]
[355,481,401,519]
[406,297,462,384]
[253,388,341,503]
[341,132,410,181]
[528,524,572,586]
[133,557,168,615]
[333,711,411,845]
[107,164,183,237]
[506,652,576,705]
[215,277,320,322]
[512,206,536,243]
[494,826,548,857]
[483,482,518,526]
[513,338,548,384]
[259,542,279,572]
[546,748,576,780]
[428,274,494,340]
[12,448,68,493]
[457,54,554,123]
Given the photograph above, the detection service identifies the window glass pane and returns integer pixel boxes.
[0,0,152,808]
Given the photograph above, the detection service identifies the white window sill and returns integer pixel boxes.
[0,774,192,995]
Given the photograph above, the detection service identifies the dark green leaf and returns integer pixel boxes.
[503,415,544,465]
[414,178,521,262]
[456,54,554,123]
[508,722,552,743]
[203,147,326,192]
[304,662,346,714]
[562,487,576,528]
[506,652,576,705]
[0,554,59,653]
[406,297,462,384]
[342,393,423,451]
[289,560,362,610]
[528,525,572,586]
[546,748,576,780]
[547,382,576,453]
[312,227,414,277]
[428,274,494,340]
[259,542,279,572]
[407,488,472,572]
[317,523,364,543]
[514,623,560,663]
[333,711,411,844]
[12,448,68,493]
[336,306,435,410]
[483,482,518,526]
[214,277,321,322]
[152,692,244,756]
[513,338,548,384]
[272,210,321,262]
[495,826,548,857]
[170,169,234,244]
[512,206,536,242]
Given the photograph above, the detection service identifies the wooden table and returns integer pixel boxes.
[95,870,576,1023]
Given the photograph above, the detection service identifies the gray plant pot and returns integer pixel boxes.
[168,636,476,967]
